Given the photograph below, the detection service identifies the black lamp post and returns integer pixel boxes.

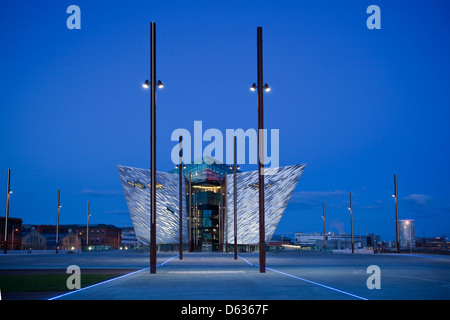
[323,203,326,250]
[224,175,228,253]
[393,174,400,253]
[250,27,270,273]
[56,189,61,254]
[3,169,12,254]
[349,192,354,254]
[229,136,240,260]
[188,172,192,252]
[175,135,185,260]
[142,22,163,273]
[86,200,91,250]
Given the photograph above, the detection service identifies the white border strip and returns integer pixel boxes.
[238,255,368,300]
[48,255,179,300]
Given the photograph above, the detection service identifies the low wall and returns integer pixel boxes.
[3,249,82,255]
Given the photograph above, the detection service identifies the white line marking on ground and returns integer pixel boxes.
[48,255,179,300]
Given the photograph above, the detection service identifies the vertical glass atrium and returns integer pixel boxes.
[170,158,236,252]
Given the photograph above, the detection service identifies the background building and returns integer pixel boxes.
[61,230,82,250]
[294,232,381,250]
[35,224,121,250]
[269,234,293,246]
[0,217,22,250]
[21,228,46,250]
[399,219,415,250]
[120,226,138,250]
[415,236,449,253]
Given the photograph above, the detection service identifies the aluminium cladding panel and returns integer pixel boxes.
[117,165,188,245]
[226,164,306,244]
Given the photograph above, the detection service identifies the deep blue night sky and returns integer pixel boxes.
[1,1,449,242]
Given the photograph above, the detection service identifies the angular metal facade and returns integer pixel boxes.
[117,163,305,246]
[117,165,188,245]
[225,164,306,244]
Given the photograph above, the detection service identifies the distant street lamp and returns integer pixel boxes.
[86,200,91,250]
[229,136,240,260]
[3,169,12,254]
[393,174,400,253]
[188,172,192,252]
[349,192,354,254]
[219,190,224,253]
[175,135,185,260]
[56,189,61,254]
[223,176,228,253]
[323,203,326,250]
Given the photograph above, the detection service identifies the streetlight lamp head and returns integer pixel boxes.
[237,165,240,170]
[392,194,396,198]
[264,83,271,92]
[157,80,164,88]
[250,83,256,91]
[9,190,13,194]
[142,80,150,89]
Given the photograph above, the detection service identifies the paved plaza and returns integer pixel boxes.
[1,250,449,300]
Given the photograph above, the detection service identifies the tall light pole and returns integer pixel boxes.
[251,26,270,273]
[224,175,228,253]
[219,189,223,253]
[194,189,198,252]
[234,137,238,260]
[56,189,61,254]
[178,135,183,260]
[86,200,91,250]
[143,22,163,273]
[150,21,157,273]
[349,192,354,254]
[188,172,192,252]
[3,169,12,254]
[323,203,326,250]
[393,174,400,253]
[230,136,239,260]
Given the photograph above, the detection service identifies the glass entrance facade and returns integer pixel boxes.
[170,158,234,252]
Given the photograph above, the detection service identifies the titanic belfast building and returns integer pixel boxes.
[117,158,305,252]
